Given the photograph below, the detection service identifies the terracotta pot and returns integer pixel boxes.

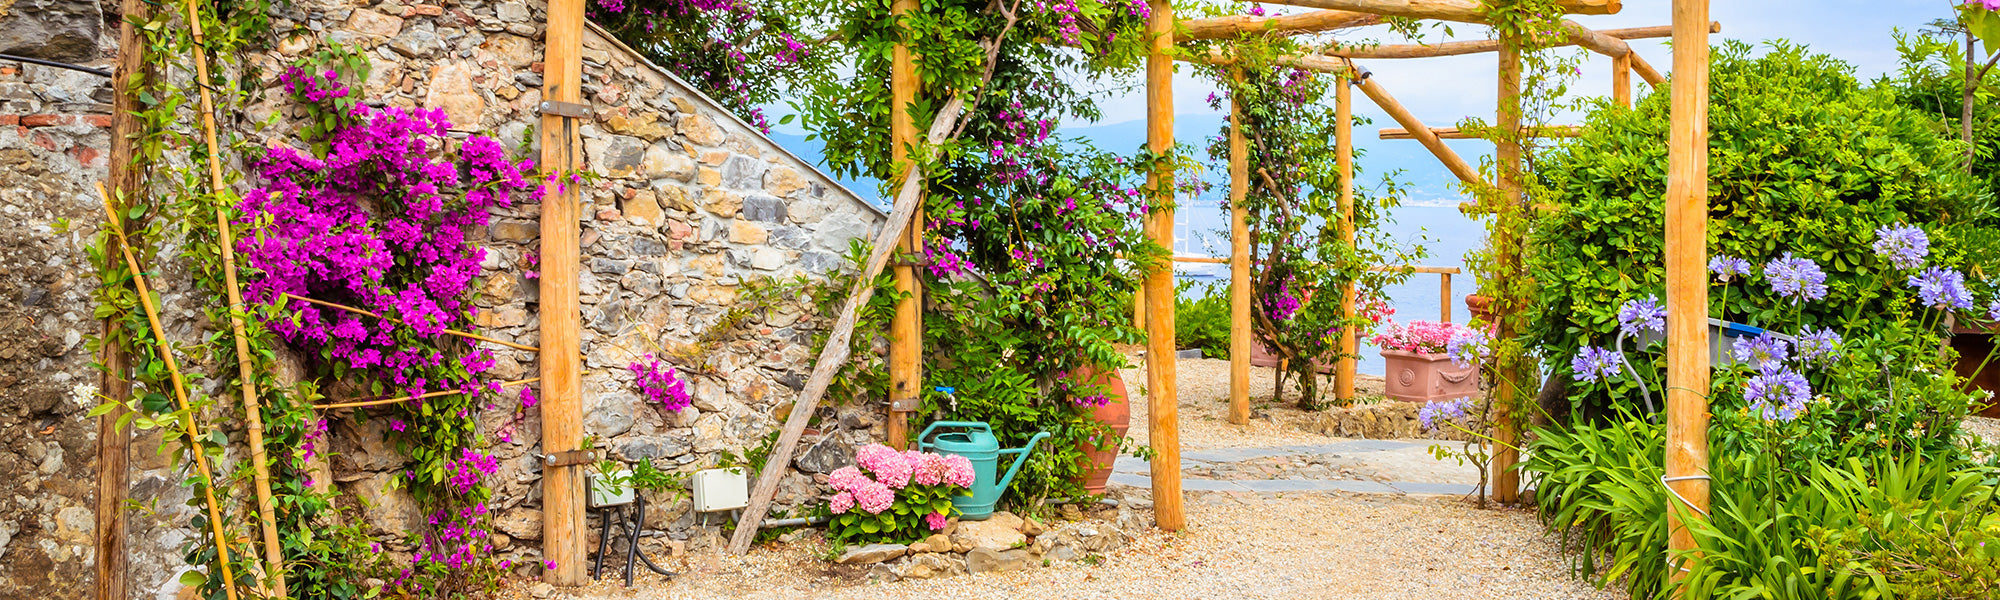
[1248,342,1337,373]
[1380,349,1480,403]
[1949,331,2000,418]
[1464,295,1499,335]
[1071,367,1131,495]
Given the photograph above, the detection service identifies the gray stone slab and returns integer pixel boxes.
[1385,481,1479,496]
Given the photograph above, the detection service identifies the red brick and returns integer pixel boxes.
[531,62,545,74]
[84,115,112,128]
[409,4,443,15]
[21,114,67,127]
[28,131,60,152]
[0,115,17,127]
[70,146,103,168]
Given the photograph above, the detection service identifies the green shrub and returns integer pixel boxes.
[1527,41,1990,413]
[1176,279,1232,360]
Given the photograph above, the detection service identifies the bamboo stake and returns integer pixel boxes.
[887,0,922,451]
[1228,69,1251,426]
[540,0,587,583]
[728,96,969,555]
[96,182,240,600]
[280,293,541,353]
[178,0,284,591]
[315,377,542,410]
[1351,73,1485,186]
[96,0,149,594]
[1145,0,1185,532]
[1335,71,1357,405]
[1488,39,1524,505]
[1665,0,1714,587]
[1321,22,1714,59]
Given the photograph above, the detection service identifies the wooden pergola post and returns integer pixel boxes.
[94,0,149,594]
[1144,0,1184,531]
[887,0,922,450]
[1612,54,1633,107]
[538,0,587,584]
[1664,0,1713,585]
[1487,37,1524,505]
[1334,70,1357,405]
[1228,69,1252,426]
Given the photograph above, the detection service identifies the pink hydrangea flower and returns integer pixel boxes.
[856,444,913,488]
[827,466,869,493]
[925,511,949,531]
[942,454,976,488]
[828,491,855,515]
[911,453,948,486]
[852,480,896,514]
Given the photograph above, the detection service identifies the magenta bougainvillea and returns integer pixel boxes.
[629,354,693,411]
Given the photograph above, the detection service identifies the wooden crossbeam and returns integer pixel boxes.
[1325,22,1715,59]
[1180,10,1382,40]
[1184,47,1355,75]
[1255,0,1618,24]
[1379,125,1582,140]
[1349,70,1484,187]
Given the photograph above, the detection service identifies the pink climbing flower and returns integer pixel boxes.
[925,511,949,531]
[828,491,856,515]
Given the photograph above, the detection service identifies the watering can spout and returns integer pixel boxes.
[994,432,1051,494]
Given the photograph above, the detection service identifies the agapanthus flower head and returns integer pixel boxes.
[1417,397,1474,431]
[1709,255,1752,283]
[1617,295,1667,337]
[1764,253,1829,303]
[1909,267,1975,311]
[1571,346,1624,383]
[1872,224,1930,270]
[1732,334,1791,367]
[1745,367,1811,421]
[1796,327,1843,367]
[1445,330,1488,369]
[1990,297,2000,322]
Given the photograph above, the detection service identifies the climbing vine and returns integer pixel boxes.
[589,0,838,131]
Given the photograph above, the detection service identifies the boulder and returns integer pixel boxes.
[835,543,908,565]
[898,553,965,580]
[950,517,1025,552]
[964,547,1033,574]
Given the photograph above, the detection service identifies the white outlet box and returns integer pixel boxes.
[588,469,634,508]
[692,468,748,512]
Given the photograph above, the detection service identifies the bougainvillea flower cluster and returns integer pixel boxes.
[629,354,693,411]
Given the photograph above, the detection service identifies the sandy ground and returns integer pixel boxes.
[1120,355,1392,449]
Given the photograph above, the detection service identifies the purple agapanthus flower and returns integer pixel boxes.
[1418,397,1474,431]
[1765,253,1829,303]
[1745,366,1811,421]
[1872,224,1930,270]
[1617,295,1667,337]
[1732,334,1791,366]
[1990,297,2000,322]
[1796,327,1843,366]
[1571,346,1624,383]
[1909,267,1975,311]
[1708,255,1752,283]
[1445,330,1488,369]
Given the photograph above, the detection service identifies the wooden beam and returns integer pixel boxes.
[1145,0,1185,532]
[1664,0,1712,587]
[887,0,920,451]
[1184,47,1355,75]
[1440,272,1453,323]
[1367,265,1462,274]
[1335,74,1357,405]
[539,0,587,584]
[1255,0,1619,24]
[1628,49,1667,86]
[729,97,968,555]
[1171,255,1230,264]
[1323,22,1711,59]
[1180,10,1382,40]
[1378,125,1582,140]
[94,0,147,594]
[1228,69,1251,426]
[1488,38,1523,505]
[1612,54,1633,107]
[1350,73,1484,186]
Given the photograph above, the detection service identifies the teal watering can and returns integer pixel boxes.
[918,421,1049,521]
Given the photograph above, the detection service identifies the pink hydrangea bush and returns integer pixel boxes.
[1371,320,1475,355]
[823,443,976,546]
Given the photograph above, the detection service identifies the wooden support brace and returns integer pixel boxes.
[1379,125,1582,140]
[1322,22,1712,59]
[1349,69,1485,187]
[1180,9,1381,40]
[728,97,968,556]
[1185,47,1356,75]
[1254,0,1618,24]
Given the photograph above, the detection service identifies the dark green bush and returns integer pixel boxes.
[1176,279,1232,360]
[1527,41,1990,413]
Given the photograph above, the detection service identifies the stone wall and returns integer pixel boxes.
[0,0,890,596]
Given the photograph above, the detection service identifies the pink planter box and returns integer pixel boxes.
[1380,349,1480,402]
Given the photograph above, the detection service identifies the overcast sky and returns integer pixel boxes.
[1084,0,1956,128]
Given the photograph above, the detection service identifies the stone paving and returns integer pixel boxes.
[1109,438,1485,497]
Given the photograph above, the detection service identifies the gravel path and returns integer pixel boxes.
[515,356,1622,600]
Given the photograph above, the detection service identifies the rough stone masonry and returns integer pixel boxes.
[0,1,891,597]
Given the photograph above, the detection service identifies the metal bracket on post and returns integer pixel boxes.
[542,449,600,468]
[888,397,921,412]
[539,101,593,119]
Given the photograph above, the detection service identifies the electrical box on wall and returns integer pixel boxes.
[692,467,748,512]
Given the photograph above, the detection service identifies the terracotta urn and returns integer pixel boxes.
[1380,349,1480,403]
[1070,366,1130,495]
[1951,323,2000,417]
[1464,295,1499,335]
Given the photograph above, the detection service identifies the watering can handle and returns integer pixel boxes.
[916,421,991,452]
[993,432,1052,495]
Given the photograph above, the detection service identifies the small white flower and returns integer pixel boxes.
[70,382,98,406]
